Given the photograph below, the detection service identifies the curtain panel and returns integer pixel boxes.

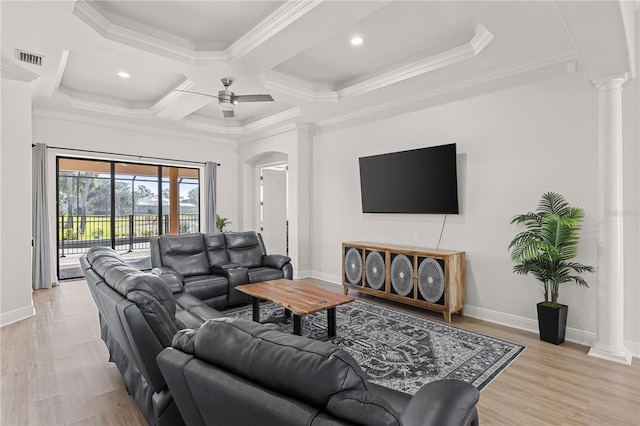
[203,161,217,233]
[32,143,54,289]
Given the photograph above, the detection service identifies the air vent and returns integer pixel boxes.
[15,49,43,66]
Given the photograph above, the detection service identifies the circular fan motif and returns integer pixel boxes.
[418,258,445,303]
[390,254,413,296]
[365,251,385,290]
[344,248,363,284]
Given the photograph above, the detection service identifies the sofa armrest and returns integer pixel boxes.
[152,267,184,294]
[210,267,250,306]
[262,254,291,270]
[400,380,479,426]
[210,262,241,272]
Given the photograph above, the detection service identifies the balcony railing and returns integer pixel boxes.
[58,214,200,256]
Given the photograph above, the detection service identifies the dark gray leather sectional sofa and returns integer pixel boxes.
[150,231,292,309]
[80,246,224,426]
[83,245,480,426]
[158,317,480,426]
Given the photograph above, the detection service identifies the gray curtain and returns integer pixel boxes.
[203,161,217,233]
[32,143,54,289]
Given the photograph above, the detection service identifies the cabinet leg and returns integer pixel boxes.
[444,312,452,323]
[343,287,349,295]
[458,308,464,318]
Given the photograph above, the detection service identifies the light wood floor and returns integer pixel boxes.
[1,278,638,425]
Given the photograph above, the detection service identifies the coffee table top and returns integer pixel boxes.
[236,279,354,316]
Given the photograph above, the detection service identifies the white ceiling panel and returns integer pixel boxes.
[94,0,285,51]
[59,50,186,108]
[273,2,479,88]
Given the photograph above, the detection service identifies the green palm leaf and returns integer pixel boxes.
[508,192,594,303]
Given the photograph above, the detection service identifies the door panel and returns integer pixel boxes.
[261,168,287,255]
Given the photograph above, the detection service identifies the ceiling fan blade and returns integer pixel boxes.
[233,94,274,103]
[172,89,218,99]
[223,110,235,118]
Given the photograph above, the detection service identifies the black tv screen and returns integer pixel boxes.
[359,143,459,214]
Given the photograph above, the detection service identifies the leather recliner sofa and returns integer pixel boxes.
[158,317,481,426]
[150,231,293,309]
[80,246,226,426]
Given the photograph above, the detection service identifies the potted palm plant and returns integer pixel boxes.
[216,214,231,233]
[508,192,595,344]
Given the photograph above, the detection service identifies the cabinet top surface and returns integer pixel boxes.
[343,241,465,255]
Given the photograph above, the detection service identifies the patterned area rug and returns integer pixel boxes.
[227,300,525,393]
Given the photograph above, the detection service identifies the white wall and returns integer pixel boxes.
[311,71,639,353]
[238,124,312,276]
[0,78,36,326]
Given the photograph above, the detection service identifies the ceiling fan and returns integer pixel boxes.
[175,78,274,118]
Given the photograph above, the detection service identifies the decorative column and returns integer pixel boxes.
[588,76,632,365]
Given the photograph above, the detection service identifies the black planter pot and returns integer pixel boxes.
[536,302,568,345]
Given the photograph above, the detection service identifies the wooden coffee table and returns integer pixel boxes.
[236,279,354,338]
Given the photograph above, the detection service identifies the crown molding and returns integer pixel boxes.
[226,0,323,63]
[52,49,152,117]
[1,60,40,82]
[180,117,244,135]
[73,0,226,65]
[316,49,579,130]
[181,106,302,136]
[260,24,494,102]
[339,24,494,99]
[151,78,195,115]
[259,71,338,102]
[238,122,299,145]
[73,0,316,66]
[33,108,237,145]
[52,90,155,118]
[242,106,302,133]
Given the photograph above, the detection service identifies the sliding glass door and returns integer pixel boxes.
[57,158,200,280]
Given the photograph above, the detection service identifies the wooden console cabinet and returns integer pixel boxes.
[342,241,465,323]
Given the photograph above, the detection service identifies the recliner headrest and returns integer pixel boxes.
[158,233,206,255]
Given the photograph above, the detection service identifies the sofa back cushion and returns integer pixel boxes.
[157,233,210,276]
[326,390,402,426]
[189,318,369,409]
[203,233,230,266]
[84,247,182,345]
[224,232,265,268]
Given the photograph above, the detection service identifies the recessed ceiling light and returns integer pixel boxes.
[350,36,364,46]
[117,71,130,78]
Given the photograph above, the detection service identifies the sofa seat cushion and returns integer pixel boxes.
[192,318,369,409]
[182,275,228,301]
[158,233,210,277]
[174,293,224,329]
[247,267,285,283]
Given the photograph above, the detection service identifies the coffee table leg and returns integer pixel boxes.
[251,297,260,322]
[327,307,336,338]
[293,315,303,336]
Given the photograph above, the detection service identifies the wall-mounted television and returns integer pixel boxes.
[359,143,459,214]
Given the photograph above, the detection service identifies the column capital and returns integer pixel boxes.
[592,74,628,91]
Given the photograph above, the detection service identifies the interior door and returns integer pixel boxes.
[261,168,288,255]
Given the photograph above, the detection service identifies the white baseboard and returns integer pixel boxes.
[1,303,35,327]
[302,270,640,359]
[294,270,312,279]
[309,271,341,285]
[464,304,639,358]
[463,304,597,347]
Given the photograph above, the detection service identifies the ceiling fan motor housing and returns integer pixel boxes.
[218,90,235,111]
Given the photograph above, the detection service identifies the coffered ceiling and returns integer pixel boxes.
[1,1,635,141]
